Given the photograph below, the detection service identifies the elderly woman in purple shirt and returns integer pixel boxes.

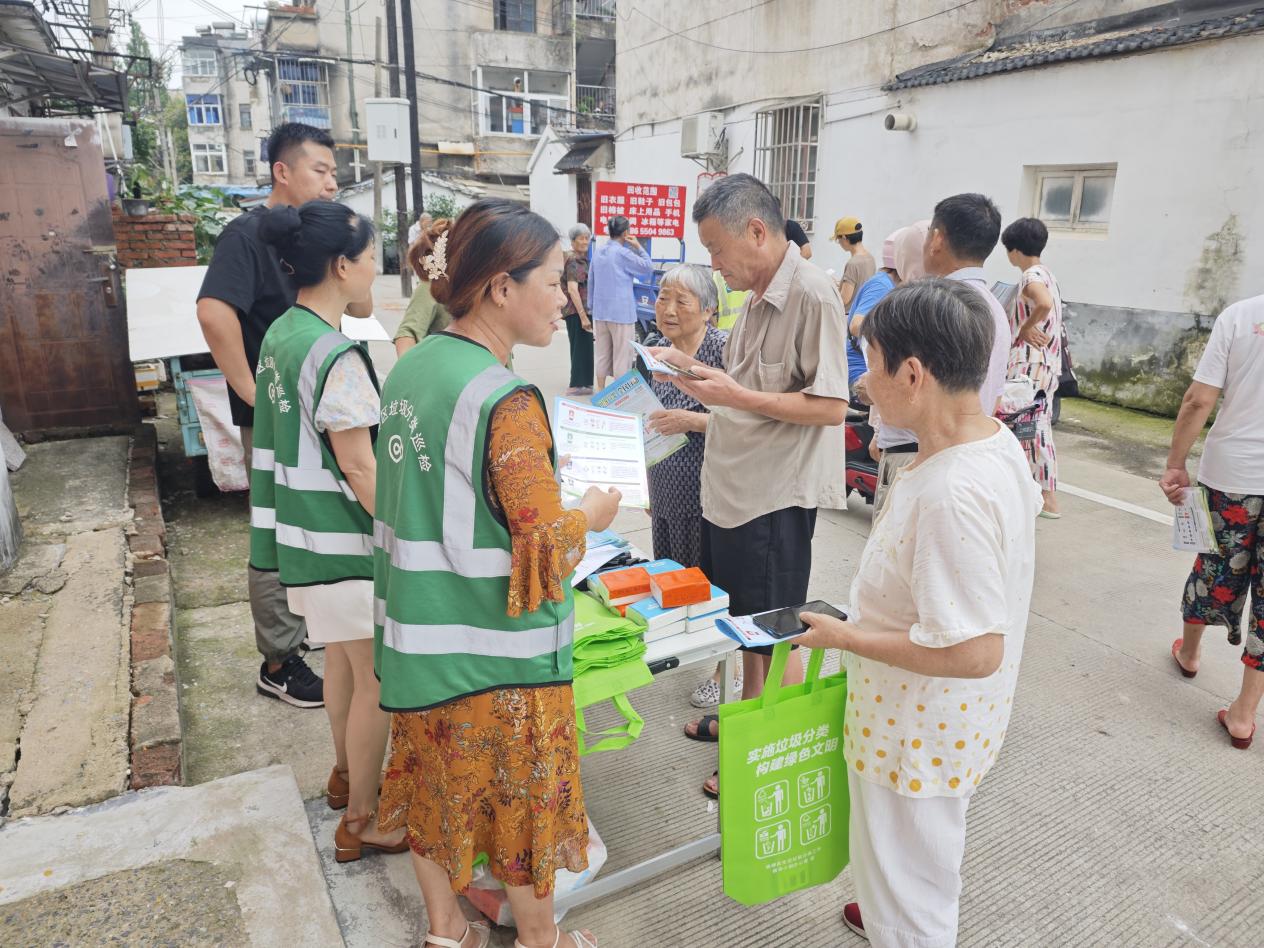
[588,215,653,388]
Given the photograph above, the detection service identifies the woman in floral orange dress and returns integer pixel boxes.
[374,199,620,948]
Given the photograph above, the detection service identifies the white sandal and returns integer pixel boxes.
[515,928,598,948]
[426,921,490,948]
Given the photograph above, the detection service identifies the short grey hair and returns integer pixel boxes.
[692,173,785,236]
[567,222,591,241]
[659,264,718,314]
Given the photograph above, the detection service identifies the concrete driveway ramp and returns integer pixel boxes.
[0,766,342,946]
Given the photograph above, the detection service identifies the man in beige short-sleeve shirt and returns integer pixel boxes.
[656,175,849,792]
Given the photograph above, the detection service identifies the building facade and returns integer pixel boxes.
[610,0,1264,414]
[245,0,615,188]
[179,23,273,187]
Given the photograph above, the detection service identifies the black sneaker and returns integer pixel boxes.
[257,654,324,708]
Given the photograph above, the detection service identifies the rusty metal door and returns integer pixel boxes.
[577,172,593,229]
[0,118,137,433]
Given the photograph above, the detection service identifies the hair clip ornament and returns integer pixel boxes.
[423,232,448,282]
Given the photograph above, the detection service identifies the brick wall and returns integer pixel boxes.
[112,210,198,269]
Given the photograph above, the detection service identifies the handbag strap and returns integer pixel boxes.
[575,694,645,755]
[760,641,829,709]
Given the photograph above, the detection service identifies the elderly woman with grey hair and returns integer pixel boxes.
[796,279,1041,947]
[563,223,594,395]
[642,264,739,707]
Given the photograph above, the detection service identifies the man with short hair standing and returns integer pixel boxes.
[659,174,849,798]
[197,123,371,708]
[869,194,1012,516]
[588,214,653,386]
[833,216,875,313]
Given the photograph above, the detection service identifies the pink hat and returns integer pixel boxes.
[892,219,931,282]
[881,233,897,269]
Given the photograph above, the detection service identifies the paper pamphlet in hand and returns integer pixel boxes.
[1172,486,1217,553]
[716,616,790,649]
[592,370,688,468]
[630,340,703,379]
[553,398,650,509]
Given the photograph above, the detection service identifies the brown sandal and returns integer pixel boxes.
[334,810,409,863]
[326,767,349,810]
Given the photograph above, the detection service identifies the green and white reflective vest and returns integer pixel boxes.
[373,333,575,712]
[713,270,750,331]
[249,306,378,586]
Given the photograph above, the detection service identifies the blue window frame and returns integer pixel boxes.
[186,94,223,126]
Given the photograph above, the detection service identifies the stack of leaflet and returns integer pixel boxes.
[571,529,631,588]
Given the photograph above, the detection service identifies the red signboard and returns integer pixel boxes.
[594,181,687,240]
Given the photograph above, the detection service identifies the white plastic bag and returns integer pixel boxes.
[0,431,21,573]
[186,374,249,492]
[464,818,607,926]
[999,376,1037,414]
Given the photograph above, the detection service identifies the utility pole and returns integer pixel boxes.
[385,0,412,297]
[372,17,384,271]
[343,0,362,182]
[89,0,110,66]
[398,0,424,217]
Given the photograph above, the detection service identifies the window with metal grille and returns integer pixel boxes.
[1030,164,1116,233]
[192,143,227,174]
[754,99,821,234]
[182,47,218,77]
[186,94,222,126]
[239,104,252,130]
[243,150,256,176]
[277,58,332,128]
[495,0,536,32]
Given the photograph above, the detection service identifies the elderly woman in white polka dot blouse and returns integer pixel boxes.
[798,279,1041,948]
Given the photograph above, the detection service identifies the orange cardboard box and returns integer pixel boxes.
[650,567,711,608]
[590,567,651,607]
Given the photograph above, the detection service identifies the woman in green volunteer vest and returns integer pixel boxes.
[373,199,620,948]
[253,202,408,864]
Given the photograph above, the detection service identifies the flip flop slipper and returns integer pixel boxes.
[1218,709,1255,750]
[1171,639,1197,679]
[702,770,719,800]
[685,713,720,743]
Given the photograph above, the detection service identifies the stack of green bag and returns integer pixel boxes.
[571,591,654,755]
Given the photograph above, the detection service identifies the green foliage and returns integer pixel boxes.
[123,18,168,174]
[130,172,231,264]
[162,97,193,184]
[424,193,461,221]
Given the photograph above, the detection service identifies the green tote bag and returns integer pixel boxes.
[718,643,849,906]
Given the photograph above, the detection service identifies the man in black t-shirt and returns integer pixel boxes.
[196,123,371,708]
[784,218,814,260]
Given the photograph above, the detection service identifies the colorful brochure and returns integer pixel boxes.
[592,370,688,468]
[553,397,650,508]
[1172,486,1217,553]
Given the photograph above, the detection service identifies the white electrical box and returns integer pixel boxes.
[680,111,724,159]
[364,97,411,164]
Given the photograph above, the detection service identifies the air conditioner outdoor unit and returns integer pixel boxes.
[680,112,724,159]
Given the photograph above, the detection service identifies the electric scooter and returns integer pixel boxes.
[844,406,878,505]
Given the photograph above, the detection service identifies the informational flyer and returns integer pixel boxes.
[552,398,650,508]
[1172,486,1217,553]
[592,370,688,468]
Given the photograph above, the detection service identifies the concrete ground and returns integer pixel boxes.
[1,437,133,818]
[0,766,340,945]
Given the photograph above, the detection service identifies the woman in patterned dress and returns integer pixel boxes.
[375,200,619,948]
[642,265,736,709]
[1002,217,1064,518]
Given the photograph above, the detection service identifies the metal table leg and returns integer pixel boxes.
[552,833,721,913]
